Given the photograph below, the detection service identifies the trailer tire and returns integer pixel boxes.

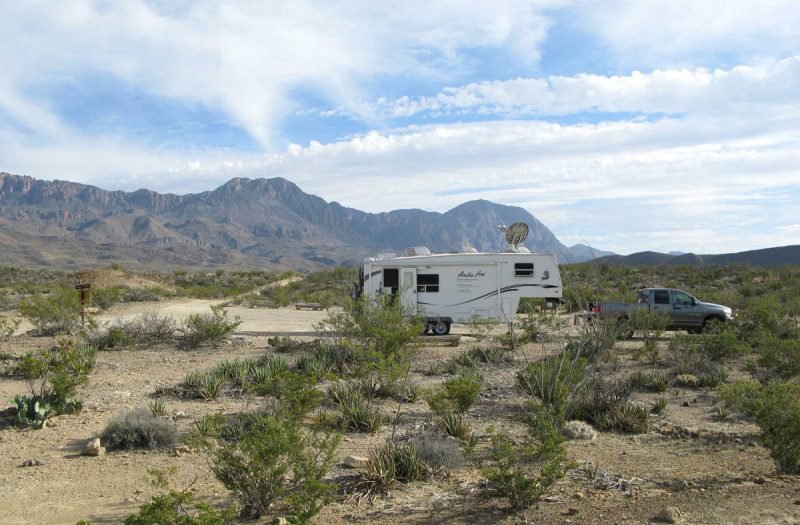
[432,320,451,336]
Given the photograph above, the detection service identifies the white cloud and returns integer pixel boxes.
[0,0,557,148]
[573,0,800,66]
[345,56,800,119]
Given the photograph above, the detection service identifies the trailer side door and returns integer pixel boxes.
[400,268,417,315]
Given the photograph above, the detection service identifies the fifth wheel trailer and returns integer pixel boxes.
[357,250,563,335]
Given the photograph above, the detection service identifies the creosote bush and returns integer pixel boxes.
[101,407,177,450]
[720,381,800,473]
[426,373,481,414]
[18,287,82,335]
[482,422,567,510]
[119,312,177,346]
[208,413,339,521]
[179,304,242,348]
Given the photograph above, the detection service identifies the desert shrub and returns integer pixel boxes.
[88,325,134,350]
[18,286,82,335]
[91,286,124,310]
[179,304,242,349]
[427,373,481,414]
[13,341,96,426]
[316,294,423,381]
[122,490,236,525]
[482,426,567,510]
[445,351,479,375]
[365,441,426,489]
[295,353,332,379]
[411,432,465,471]
[0,317,21,341]
[516,307,568,344]
[268,336,307,353]
[119,312,177,346]
[436,412,471,441]
[573,377,650,433]
[210,413,339,521]
[630,310,670,363]
[651,397,668,414]
[101,407,177,450]
[148,399,167,416]
[516,354,589,418]
[755,337,800,380]
[183,371,225,400]
[629,370,669,392]
[214,358,251,387]
[720,381,800,473]
[466,344,514,365]
[329,382,384,433]
[561,420,597,440]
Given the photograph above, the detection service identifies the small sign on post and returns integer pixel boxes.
[75,283,91,326]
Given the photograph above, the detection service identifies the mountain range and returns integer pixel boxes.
[1,172,796,271]
[0,172,608,271]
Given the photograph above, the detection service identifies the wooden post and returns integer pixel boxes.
[75,283,91,326]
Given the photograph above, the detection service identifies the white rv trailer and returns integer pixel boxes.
[357,248,563,335]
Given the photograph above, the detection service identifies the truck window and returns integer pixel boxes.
[515,263,534,277]
[653,290,670,304]
[637,291,650,304]
[672,291,693,305]
[417,274,439,293]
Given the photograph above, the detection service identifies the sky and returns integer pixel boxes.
[1,0,799,255]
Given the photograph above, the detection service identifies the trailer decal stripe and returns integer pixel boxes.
[445,283,559,307]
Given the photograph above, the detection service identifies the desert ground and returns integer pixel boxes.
[1,298,799,525]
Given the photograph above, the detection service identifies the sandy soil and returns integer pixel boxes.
[1,301,799,525]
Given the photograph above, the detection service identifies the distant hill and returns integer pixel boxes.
[591,245,800,268]
[0,173,604,270]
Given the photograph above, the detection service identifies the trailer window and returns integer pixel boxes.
[514,263,534,277]
[417,274,439,293]
[653,290,670,304]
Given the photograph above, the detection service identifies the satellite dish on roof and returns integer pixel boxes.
[498,222,529,252]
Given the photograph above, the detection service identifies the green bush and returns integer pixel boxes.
[179,305,242,348]
[18,287,82,335]
[122,490,236,525]
[13,340,96,426]
[101,407,177,450]
[629,370,668,393]
[516,354,589,417]
[436,412,471,440]
[573,377,650,433]
[92,286,124,310]
[720,381,800,473]
[482,426,567,510]
[427,373,481,414]
[329,382,384,433]
[88,325,134,350]
[365,441,426,488]
[210,414,339,521]
[183,371,225,400]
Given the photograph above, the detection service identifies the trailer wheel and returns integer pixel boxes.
[432,320,450,336]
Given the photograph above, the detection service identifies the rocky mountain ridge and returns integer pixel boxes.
[0,173,598,270]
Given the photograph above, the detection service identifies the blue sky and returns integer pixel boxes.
[1,1,799,255]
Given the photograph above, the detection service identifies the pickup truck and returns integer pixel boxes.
[588,288,734,335]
